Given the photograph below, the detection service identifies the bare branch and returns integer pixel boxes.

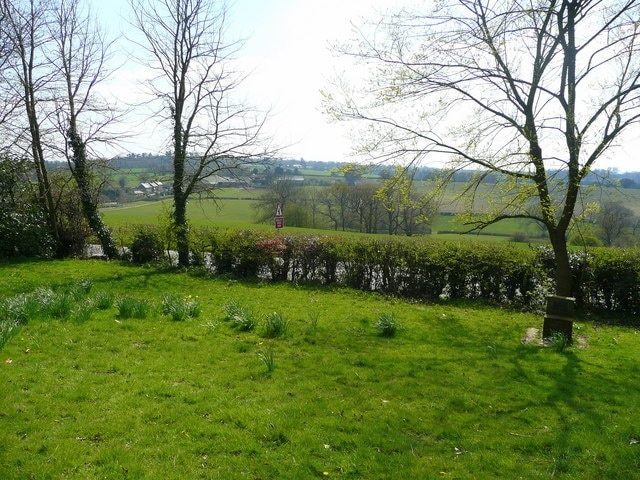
[130,0,274,266]
[327,0,640,295]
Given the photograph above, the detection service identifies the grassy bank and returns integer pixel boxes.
[1,260,639,479]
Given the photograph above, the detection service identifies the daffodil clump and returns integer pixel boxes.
[162,294,201,321]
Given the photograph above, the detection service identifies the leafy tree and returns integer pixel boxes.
[619,178,638,189]
[131,0,271,266]
[327,1,640,296]
[333,163,365,186]
[375,166,437,236]
[597,201,635,246]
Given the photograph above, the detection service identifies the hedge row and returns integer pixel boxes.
[202,231,543,307]
[123,226,640,316]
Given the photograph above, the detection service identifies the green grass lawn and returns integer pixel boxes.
[1,260,639,479]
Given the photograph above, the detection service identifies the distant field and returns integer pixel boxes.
[102,199,543,243]
[101,181,640,241]
[103,197,258,229]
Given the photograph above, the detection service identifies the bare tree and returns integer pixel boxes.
[350,182,383,233]
[327,1,640,297]
[0,4,15,121]
[0,0,61,254]
[253,178,303,224]
[319,183,355,231]
[305,188,328,229]
[1,0,121,258]
[131,0,271,266]
[48,0,119,258]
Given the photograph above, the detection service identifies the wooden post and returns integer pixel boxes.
[542,295,575,343]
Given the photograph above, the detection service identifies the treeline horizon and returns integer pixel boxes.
[45,155,640,188]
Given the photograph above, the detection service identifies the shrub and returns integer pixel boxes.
[0,158,55,258]
[51,173,93,258]
[510,231,530,243]
[0,210,54,258]
[375,313,399,337]
[569,234,603,247]
[103,225,640,317]
[130,229,164,264]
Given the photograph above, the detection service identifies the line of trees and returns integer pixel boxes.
[0,0,120,257]
[253,166,439,235]
[0,0,271,264]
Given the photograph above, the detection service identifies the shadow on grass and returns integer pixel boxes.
[510,341,637,477]
[544,350,585,476]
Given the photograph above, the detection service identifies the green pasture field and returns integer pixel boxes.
[101,194,541,242]
[428,180,640,215]
[109,169,171,189]
[298,169,343,183]
[100,179,640,242]
[586,185,640,215]
[102,194,260,229]
[1,259,639,479]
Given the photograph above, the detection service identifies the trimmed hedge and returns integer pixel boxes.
[124,226,640,316]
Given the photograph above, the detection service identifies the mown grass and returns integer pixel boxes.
[1,259,639,479]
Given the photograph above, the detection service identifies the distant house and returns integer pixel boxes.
[199,175,250,189]
[135,180,165,197]
[275,175,305,185]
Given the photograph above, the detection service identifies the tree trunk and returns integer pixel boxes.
[549,228,572,297]
[25,84,62,256]
[68,129,119,259]
[30,117,61,255]
[173,113,190,267]
[174,193,190,267]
